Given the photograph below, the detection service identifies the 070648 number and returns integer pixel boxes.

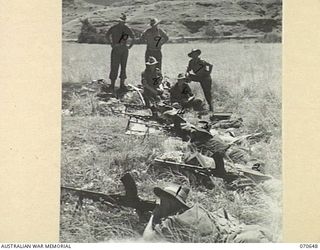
[300,244,318,248]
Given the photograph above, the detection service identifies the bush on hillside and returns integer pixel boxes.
[257,32,282,43]
[78,18,107,44]
[204,23,219,37]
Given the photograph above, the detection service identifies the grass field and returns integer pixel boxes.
[61,42,282,242]
[63,43,281,94]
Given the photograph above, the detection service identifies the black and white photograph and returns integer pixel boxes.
[60,0,282,243]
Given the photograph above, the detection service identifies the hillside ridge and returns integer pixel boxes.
[63,0,282,42]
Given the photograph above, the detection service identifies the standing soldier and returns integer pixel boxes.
[186,49,213,111]
[106,13,135,92]
[141,18,169,70]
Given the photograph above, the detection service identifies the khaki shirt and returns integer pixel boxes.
[143,204,272,243]
[187,58,212,78]
[141,68,163,95]
[141,27,169,50]
[106,23,134,46]
[169,82,193,104]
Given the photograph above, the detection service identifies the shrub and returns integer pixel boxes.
[258,32,282,43]
[204,23,219,37]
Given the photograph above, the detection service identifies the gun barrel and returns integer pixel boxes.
[153,159,210,176]
[61,186,156,213]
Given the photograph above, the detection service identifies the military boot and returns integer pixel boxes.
[109,80,116,93]
[119,79,129,92]
[103,80,115,94]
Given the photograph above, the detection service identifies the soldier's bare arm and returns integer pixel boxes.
[208,62,213,74]
[140,29,147,43]
[105,26,113,47]
[126,26,135,49]
[186,61,191,72]
[160,28,169,44]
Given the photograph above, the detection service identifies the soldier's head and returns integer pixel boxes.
[152,184,190,226]
[177,73,186,84]
[150,18,160,27]
[188,49,201,59]
[145,56,158,69]
[118,13,127,25]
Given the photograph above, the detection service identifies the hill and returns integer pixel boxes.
[63,0,282,42]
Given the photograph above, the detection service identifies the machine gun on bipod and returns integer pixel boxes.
[61,173,156,221]
[149,158,239,189]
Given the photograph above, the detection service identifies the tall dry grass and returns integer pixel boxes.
[63,42,281,176]
[61,42,282,242]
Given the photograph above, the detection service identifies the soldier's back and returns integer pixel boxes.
[153,204,272,243]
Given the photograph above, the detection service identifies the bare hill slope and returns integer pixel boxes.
[63,0,282,42]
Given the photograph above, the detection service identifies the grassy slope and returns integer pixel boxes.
[63,0,282,40]
[63,43,281,90]
[61,43,282,242]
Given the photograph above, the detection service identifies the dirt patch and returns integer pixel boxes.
[182,20,208,34]
[246,18,280,33]
[195,2,222,8]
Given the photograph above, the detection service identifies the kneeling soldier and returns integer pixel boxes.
[141,56,163,108]
[169,73,203,110]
